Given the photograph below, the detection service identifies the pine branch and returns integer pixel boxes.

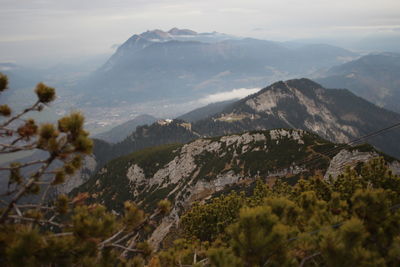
[0,159,47,171]
[0,153,57,223]
[0,142,38,153]
[0,100,40,128]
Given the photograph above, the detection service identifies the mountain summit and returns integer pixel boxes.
[76,29,356,106]
[205,78,400,153]
[138,28,198,41]
[168,27,197,35]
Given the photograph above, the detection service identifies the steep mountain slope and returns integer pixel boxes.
[77,28,356,106]
[202,79,400,147]
[93,79,400,162]
[92,119,200,167]
[177,99,236,122]
[316,53,400,113]
[94,114,157,143]
[76,129,400,248]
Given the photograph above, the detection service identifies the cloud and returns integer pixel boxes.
[0,34,63,43]
[198,87,260,104]
[1,0,400,64]
[218,8,259,14]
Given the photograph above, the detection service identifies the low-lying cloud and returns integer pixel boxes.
[198,87,260,104]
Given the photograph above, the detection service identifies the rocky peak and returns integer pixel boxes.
[231,78,359,143]
[324,148,400,180]
[140,29,172,41]
[244,78,326,114]
[168,27,197,36]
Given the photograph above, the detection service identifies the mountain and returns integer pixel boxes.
[92,78,400,164]
[92,119,200,167]
[76,28,357,106]
[94,114,157,143]
[316,53,400,113]
[201,78,400,144]
[168,27,197,36]
[177,99,236,122]
[75,129,400,248]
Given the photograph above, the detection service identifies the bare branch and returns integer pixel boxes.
[0,128,16,137]
[106,243,144,253]
[10,136,24,146]
[40,183,53,204]
[120,233,140,258]
[50,232,73,237]
[114,232,138,247]
[299,252,321,267]
[14,205,22,217]
[8,215,64,228]
[0,188,17,197]
[15,204,53,210]
[120,210,161,258]
[34,181,51,185]
[99,227,126,248]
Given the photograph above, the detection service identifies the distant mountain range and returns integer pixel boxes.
[76,28,357,106]
[316,52,400,113]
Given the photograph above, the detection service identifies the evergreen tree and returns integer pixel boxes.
[0,73,171,266]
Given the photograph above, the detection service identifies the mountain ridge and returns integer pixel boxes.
[316,52,400,113]
[90,78,400,171]
[75,128,400,249]
[94,114,157,143]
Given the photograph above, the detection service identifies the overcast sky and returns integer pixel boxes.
[1,0,400,65]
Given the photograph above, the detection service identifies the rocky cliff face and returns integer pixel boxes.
[53,156,97,195]
[243,80,359,142]
[324,148,400,180]
[75,129,398,249]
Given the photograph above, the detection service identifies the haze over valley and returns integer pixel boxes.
[4,27,398,134]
